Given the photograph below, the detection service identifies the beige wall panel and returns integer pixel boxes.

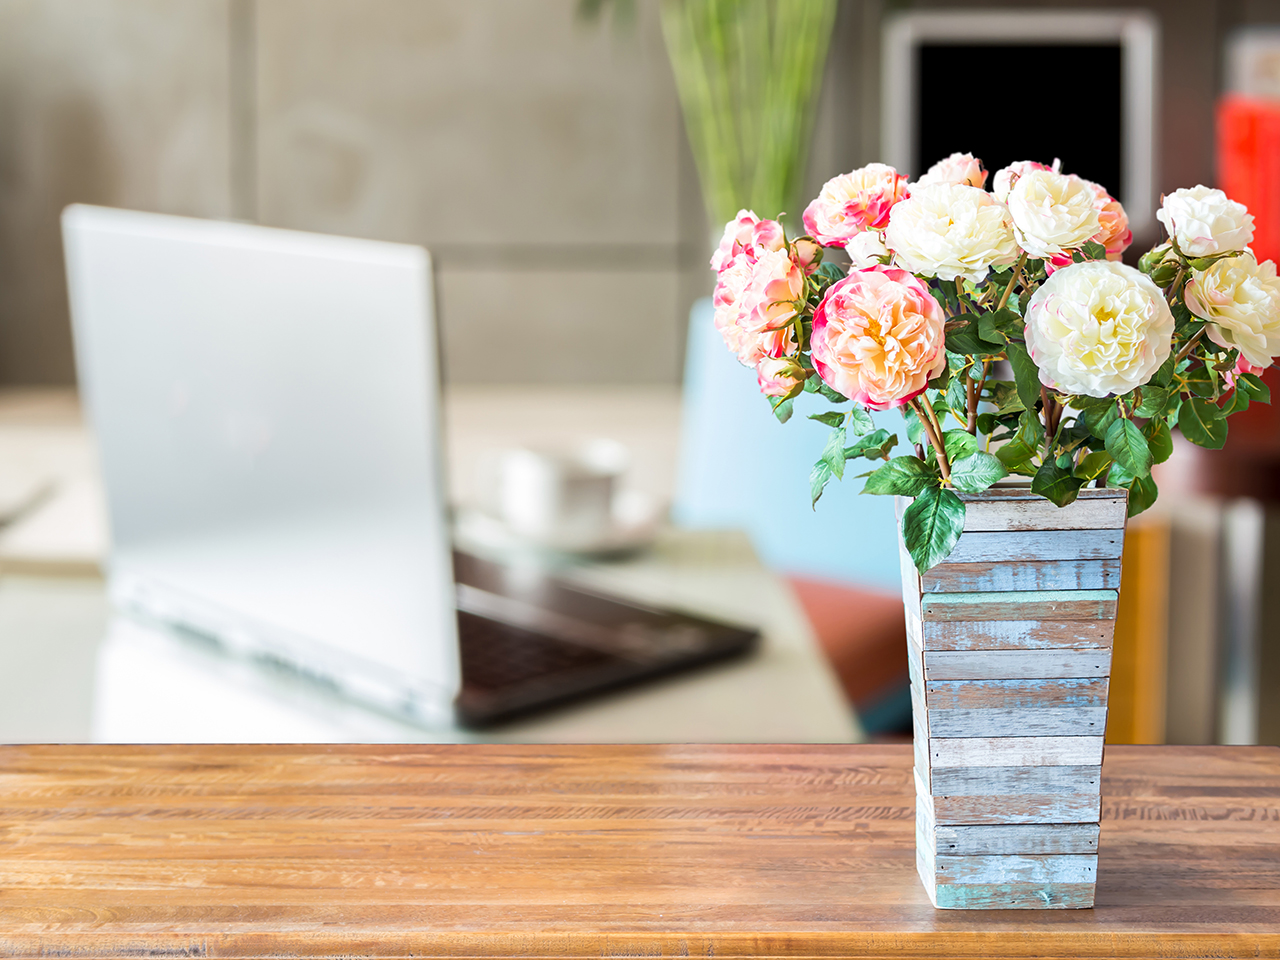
[0,0,233,385]
[437,268,679,385]
[255,0,682,246]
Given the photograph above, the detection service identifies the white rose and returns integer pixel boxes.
[1007,169,1101,259]
[883,182,1019,283]
[1185,253,1280,368]
[991,160,1051,202]
[1025,260,1174,398]
[916,152,987,189]
[1157,185,1255,258]
[844,230,890,268]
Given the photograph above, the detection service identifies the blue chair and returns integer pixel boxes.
[673,296,905,589]
[672,297,913,734]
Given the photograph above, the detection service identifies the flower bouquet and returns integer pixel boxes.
[711,153,1280,574]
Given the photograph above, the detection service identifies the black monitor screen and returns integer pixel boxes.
[916,44,1123,198]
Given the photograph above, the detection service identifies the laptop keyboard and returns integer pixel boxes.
[458,611,617,691]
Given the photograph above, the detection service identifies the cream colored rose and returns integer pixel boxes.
[992,160,1051,202]
[1157,185,1255,258]
[844,230,889,268]
[916,152,987,188]
[884,182,1019,282]
[1185,253,1280,368]
[1007,169,1101,259]
[1024,260,1174,398]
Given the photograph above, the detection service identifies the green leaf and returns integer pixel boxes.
[863,456,939,497]
[1004,340,1043,413]
[769,396,794,423]
[847,404,875,436]
[1105,418,1153,478]
[817,380,847,404]
[989,381,1025,415]
[995,410,1044,470]
[821,427,847,480]
[1225,387,1252,416]
[1075,450,1113,481]
[845,428,897,461]
[1134,385,1169,419]
[901,486,966,573]
[1241,372,1271,404]
[949,451,1008,493]
[809,459,833,508]
[1082,240,1109,261]
[1031,460,1086,507]
[904,410,926,445]
[808,410,845,428]
[943,429,978,463]
[815,261,845,284]
[1144,418,1173,464]
[1083,401,1121,440]
[1152,352,1177,387]
[946,375,969,422]
[1125,474,1159,517]
[945,320,988,356]
[1179,397,1228,449]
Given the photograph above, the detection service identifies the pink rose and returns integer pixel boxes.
[1226,356,1269,389]
[756,356,809,399]
[802,164,909,246]
[917,152,987,189]
[710,210,786,272]
[992,160,1052,202]
[792,237,822,275]
[712,249,802,366]
[810,266,947,410]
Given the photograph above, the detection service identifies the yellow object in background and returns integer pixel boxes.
[1107,515,1171,745]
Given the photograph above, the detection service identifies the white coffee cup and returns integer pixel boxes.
[489,439,629,548]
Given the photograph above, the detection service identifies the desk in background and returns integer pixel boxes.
[0,387,858,744]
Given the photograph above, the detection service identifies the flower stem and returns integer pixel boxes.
[996,252,1028,313]
[1174,325,1208,365]
[1166,265,1186,306]
[912,396,952,482]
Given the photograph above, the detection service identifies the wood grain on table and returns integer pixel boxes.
[0,744,1276,958]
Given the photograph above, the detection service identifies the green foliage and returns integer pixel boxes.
[949,452,1008,494]
[1105,418,1153,478]
[1179,397,1228,449]
[1003,340,1042,413]
[809,458,832,508]
[1031,461,1085,507]
[820,426,846,479]
[844,429,897,461]
[901,486,966,573]
[995,411,1044,471]
[943,429,979,463]
[808,410,844,428]
[1143,418,1173,464]
[769,395,794,423]
[863,456,939,497]
[846,404,875,436]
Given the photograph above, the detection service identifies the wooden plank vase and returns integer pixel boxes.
[898,486,1127,910]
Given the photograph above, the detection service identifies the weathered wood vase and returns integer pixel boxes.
[897,485,1128,910]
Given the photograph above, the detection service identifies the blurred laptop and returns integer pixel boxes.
[62,206,756,728]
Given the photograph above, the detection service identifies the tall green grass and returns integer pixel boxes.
[660,0,837,235]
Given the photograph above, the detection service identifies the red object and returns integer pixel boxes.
[1218,95,1280,265]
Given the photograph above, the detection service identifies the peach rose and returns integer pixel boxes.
[756,356,809,399]
[710,210,786,272]
[810,266,946,410]
[916,152,987,189]
[803,164,909,246]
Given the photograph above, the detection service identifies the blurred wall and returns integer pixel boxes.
[3,0,1278,387]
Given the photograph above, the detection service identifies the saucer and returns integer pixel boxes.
[453,490,665,558]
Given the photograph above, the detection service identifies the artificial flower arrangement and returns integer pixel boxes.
[710,153,1280,573]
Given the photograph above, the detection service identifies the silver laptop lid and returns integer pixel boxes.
[62,205,459,720]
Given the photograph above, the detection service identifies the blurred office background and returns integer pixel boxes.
[2,0,1280,744]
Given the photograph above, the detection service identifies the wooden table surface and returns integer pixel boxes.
[1,744,1277,958]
